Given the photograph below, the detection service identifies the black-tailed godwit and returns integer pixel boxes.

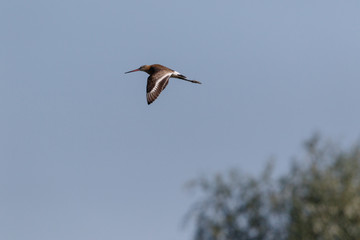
[125,64,201,105]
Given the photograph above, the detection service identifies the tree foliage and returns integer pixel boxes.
[186,135,360,240]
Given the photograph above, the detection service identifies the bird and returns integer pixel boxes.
[125,64,201,105]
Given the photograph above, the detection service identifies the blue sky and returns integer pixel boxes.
[1,1,360,240]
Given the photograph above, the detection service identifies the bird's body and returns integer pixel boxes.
[125,64,201,105]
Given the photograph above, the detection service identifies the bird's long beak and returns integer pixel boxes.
[125,68,140,74]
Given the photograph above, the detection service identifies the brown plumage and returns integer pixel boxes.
[125,64,201,105]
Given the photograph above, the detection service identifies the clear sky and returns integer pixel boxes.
[1,1,360,240]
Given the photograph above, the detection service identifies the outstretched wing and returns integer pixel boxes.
[146,72,171,105]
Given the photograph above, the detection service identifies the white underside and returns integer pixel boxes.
[171,71,181,77]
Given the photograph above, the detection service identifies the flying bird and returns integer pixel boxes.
[125,64,201,105]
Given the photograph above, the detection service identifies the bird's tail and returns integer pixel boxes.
[176,74,187,79]
[175,74,202,84]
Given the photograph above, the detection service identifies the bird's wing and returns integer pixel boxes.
[146,72,171,105]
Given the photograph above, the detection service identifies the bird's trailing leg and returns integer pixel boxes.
[179,78,202,84]
[173,73,202,84]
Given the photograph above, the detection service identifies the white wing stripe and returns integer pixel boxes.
[149,73,171,95]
